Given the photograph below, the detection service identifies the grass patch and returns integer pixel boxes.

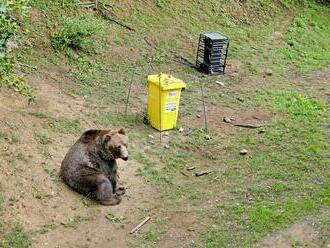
[105,213,127,223]
[279,4,330,72]
[38,222,59,234]
[141,227,164,242]
[61,215,93,229]
[199,89,330,247]
[105,213,128,228]
[2,224,31,248]
[29,111,50,119]
[0,131,21,144]
[34,132,54,145]
[51,17,105,53]
[48,117,83,135]
[32,185,45,200]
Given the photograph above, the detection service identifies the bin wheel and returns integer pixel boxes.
[143,115,150,125]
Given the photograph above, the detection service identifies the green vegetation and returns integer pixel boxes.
[48,117,83,135]
[105,213,128,224]
[32,185,45,200]
[34,131,54,145]
[280,4,330,72]
[0,130,21,144]
[61,215,93,229]
[0,0,35,102]
[141,227,163,242]
[2,224,31,248]
[51,17,105,53]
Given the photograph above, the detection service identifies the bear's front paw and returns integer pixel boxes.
[116,186,126,196]
[100,194,122,206]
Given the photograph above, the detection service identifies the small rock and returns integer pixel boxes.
[164,144,170,149]
[240,149,248,155]
[258,129,265,134]
[163,131,169,136]
[178,127,184,133]
[265,68,273,76]
[186,166,195,171]
[237,97,244,102]
[216,81,225,87]
[205,135,211,140]
[187,227,195,232]
[223,117,232,123]
[148,134,154,139]
[196,114,201,118]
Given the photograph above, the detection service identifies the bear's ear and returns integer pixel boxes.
[118,128,127,135]
[102,134,112,142]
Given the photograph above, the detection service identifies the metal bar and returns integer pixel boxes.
[223,40,230,74]
[195,34,202,69]
[125,68,136,117]
[199,77,208,132]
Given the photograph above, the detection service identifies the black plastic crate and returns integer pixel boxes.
[196,32,230,75]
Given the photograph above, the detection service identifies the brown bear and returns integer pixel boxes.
[60,128,129,205]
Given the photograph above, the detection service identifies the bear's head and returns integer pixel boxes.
[102,128,129,161]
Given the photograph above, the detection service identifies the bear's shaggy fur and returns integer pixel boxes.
[60,129,129,205]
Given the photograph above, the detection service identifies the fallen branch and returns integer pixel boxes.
[195,171,212,177]
[98,3,135,32]
[183,130,193,136]
[223,116,264,128]
[102,13,136,32]
[180,171,189,177]
[230,123,264,129]
[129,216,151,234]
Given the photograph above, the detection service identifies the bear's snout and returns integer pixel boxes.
[122,156,128,161]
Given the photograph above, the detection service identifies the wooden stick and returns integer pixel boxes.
[129,216,151,234]
[195,171,212,177]
[230,123,264,129]
[180,171,189,177]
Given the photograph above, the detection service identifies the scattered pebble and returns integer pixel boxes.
[258,129,265,134]
[240,149,248,155]
[216,81,225,87]
[205,135,211,140]
[265,68,273,76]
[187,227,195,232]
[186,166,195,171]
[163,131,169,136]
[178,127,184,133]
[223,117,232,123]
[164,144,170,149]
[246,192,254,203]
[148,134,154,139]
[196,114,201,118]
[237,97,244,102]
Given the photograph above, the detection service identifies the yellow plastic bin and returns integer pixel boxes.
[147,73,186,131]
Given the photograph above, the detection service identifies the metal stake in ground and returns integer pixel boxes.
[125,67,136,117]
[199,77,208,132]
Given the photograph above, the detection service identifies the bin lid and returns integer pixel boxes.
[148,73,186,90]
[201,32,229,41]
